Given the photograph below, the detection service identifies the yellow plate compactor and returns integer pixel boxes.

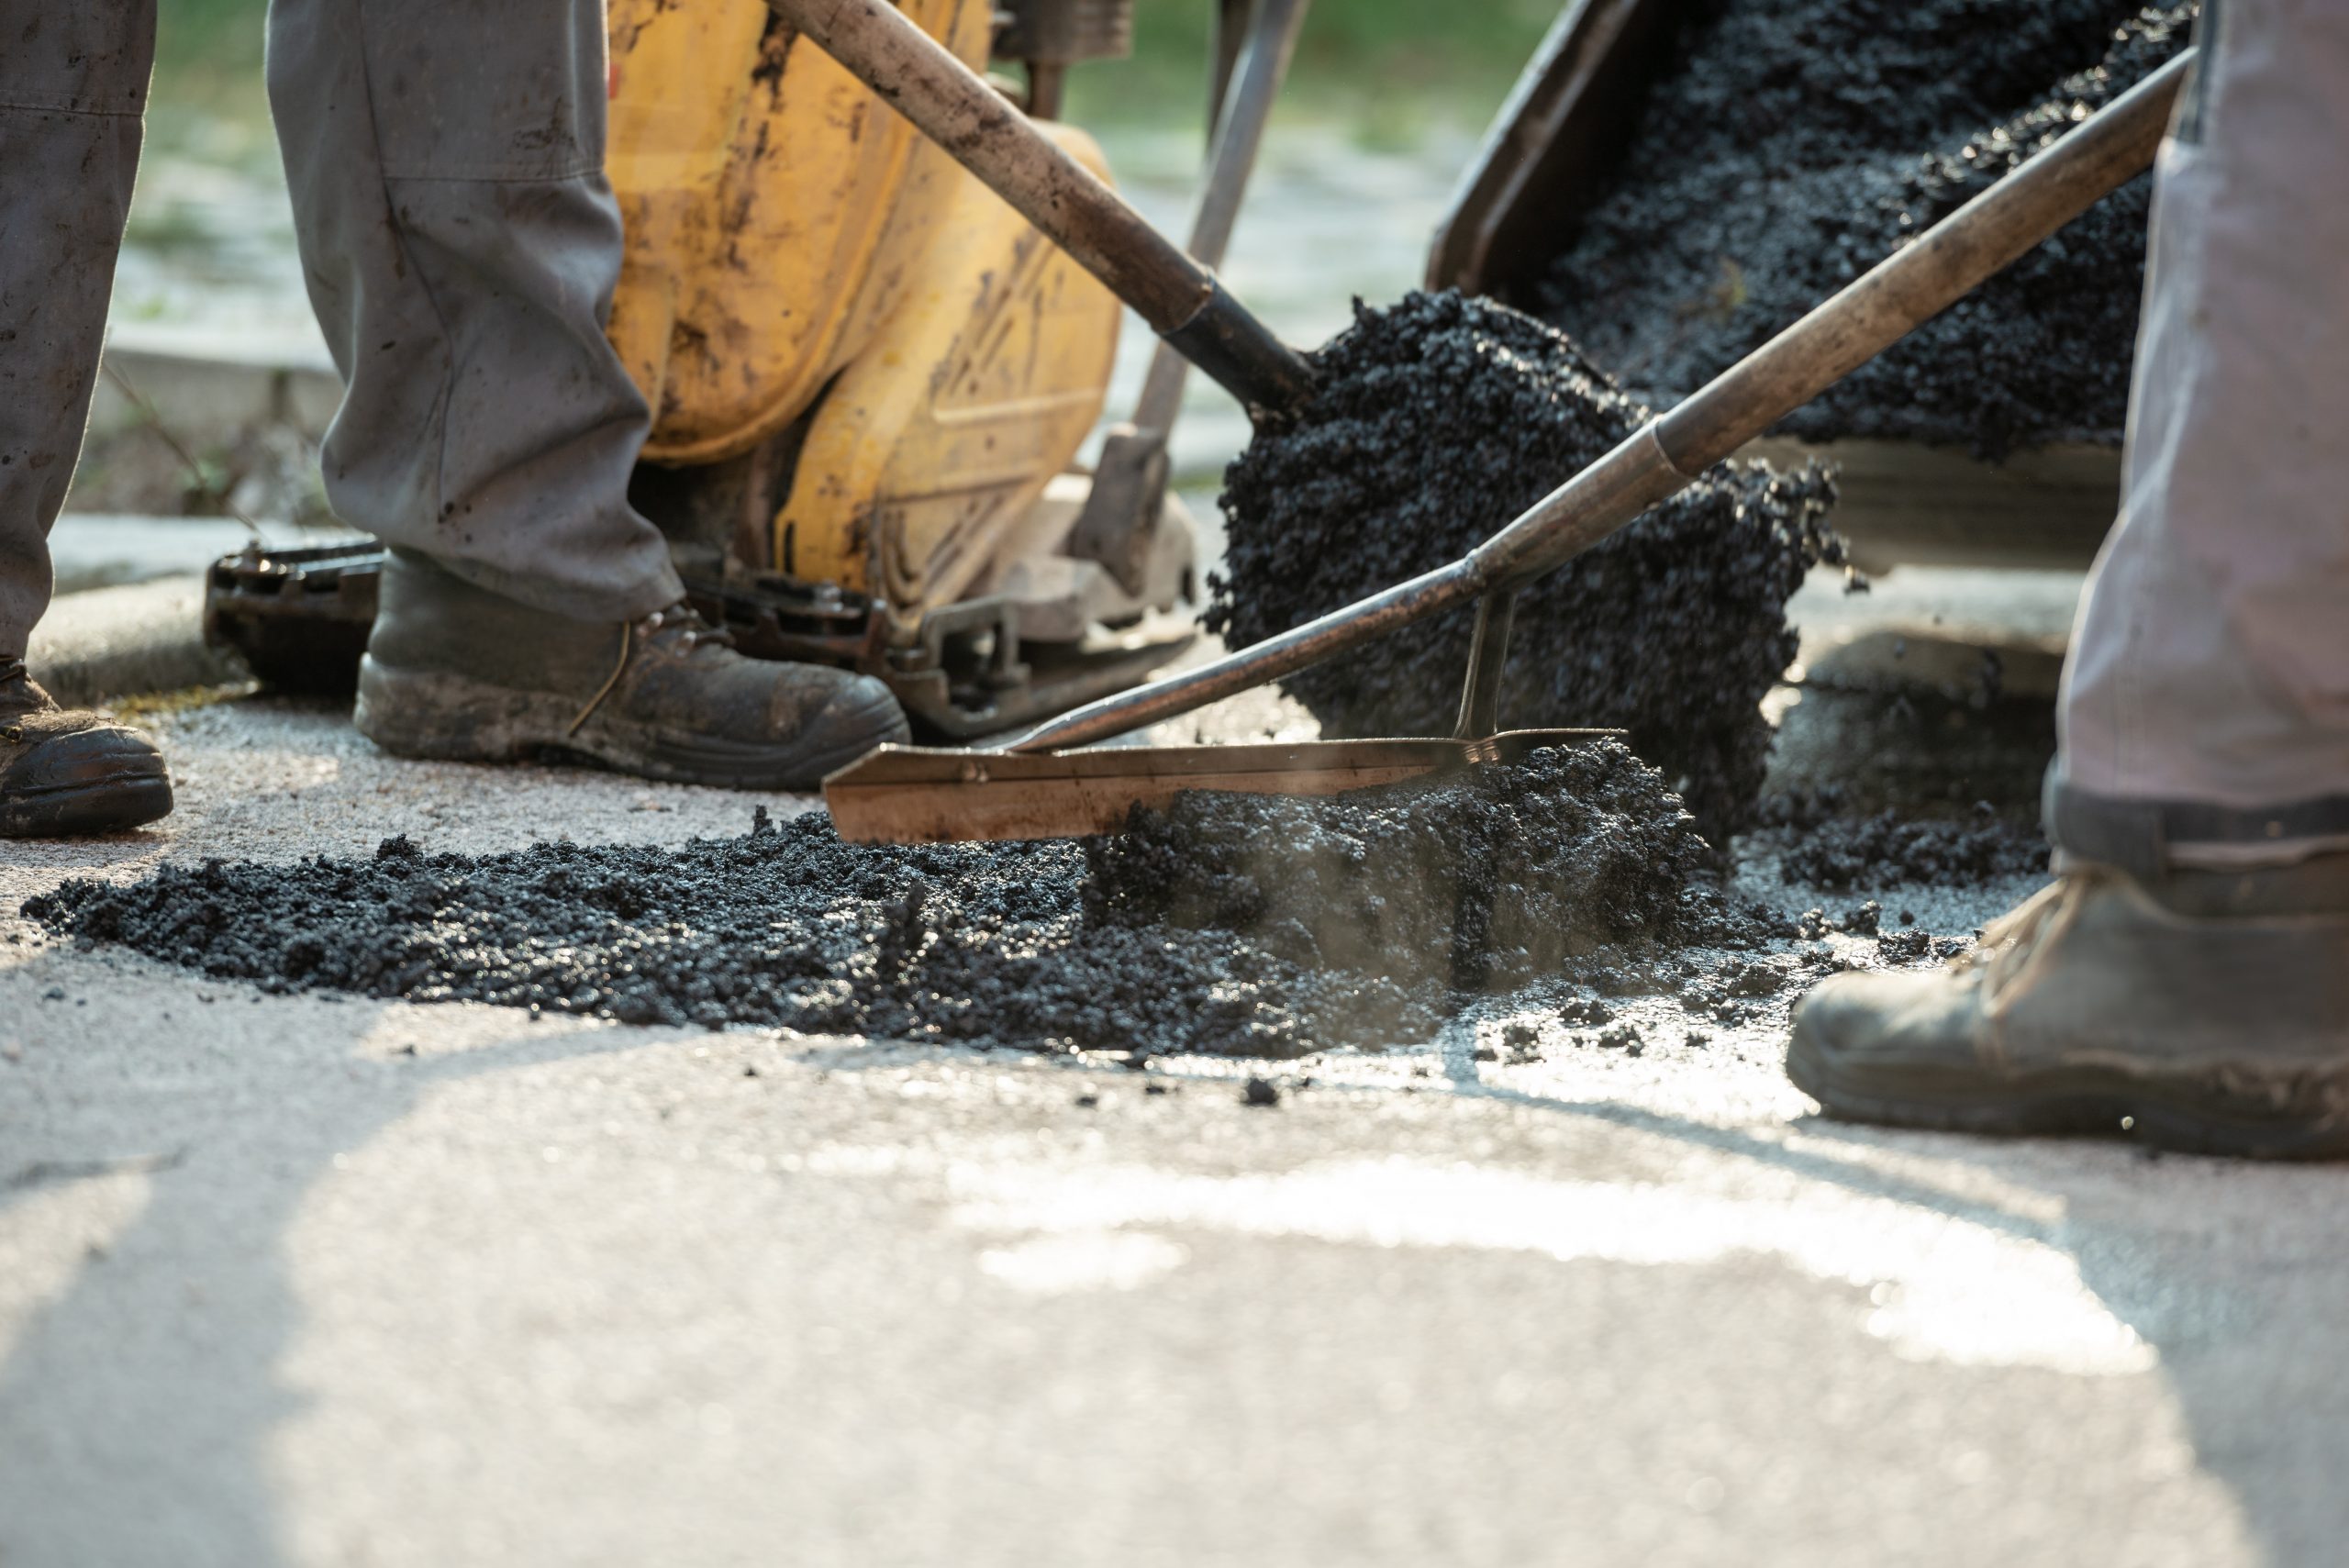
[206,0,1234,739]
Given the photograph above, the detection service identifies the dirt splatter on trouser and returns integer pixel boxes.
[2051,0,2349,873]
[0,0,681,660]
[0,5,153,659]
[266,0,681,622]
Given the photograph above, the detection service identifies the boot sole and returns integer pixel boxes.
[0,771,173,839]
[1787,1030,2349,1161]
[353,658,897,791]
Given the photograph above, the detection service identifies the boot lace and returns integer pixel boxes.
[565,601,734,737]
[640,601,735,656]
[0,655,35,739]
[1964,869,2103,1020]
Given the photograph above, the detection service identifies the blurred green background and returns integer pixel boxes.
[1070,0,1558,125]
[152,0,1560,128]
[150,0,270,115]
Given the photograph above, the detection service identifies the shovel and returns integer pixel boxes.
[768,0,2192,843]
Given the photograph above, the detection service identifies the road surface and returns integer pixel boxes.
[6,574,2348,1566]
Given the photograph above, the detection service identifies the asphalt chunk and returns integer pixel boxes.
[1210,291,1840,843]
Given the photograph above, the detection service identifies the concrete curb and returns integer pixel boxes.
[91,329,342,448]
[50,515,272,595]
[26,575,249,707]
[48,515,367,596]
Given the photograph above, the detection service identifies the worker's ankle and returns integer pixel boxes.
[2049,848,2349,919]
[2047,773,2349,916]
[0,654,49,716]
[366,549,636,695]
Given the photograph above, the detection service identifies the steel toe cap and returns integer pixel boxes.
[797,672,911,761]
[740,669,911,789]
[0,710,175,837]
[1790,965,1994,1076]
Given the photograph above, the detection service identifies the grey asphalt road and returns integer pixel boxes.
[6,567,2349,1567]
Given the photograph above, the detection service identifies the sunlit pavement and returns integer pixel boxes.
[7,583,2349,1564]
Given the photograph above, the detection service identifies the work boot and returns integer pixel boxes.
[0,657,173,838]
[354,550,908,789]
[1787,856,2349,1159]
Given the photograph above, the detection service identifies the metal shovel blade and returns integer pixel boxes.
[821,728,1620,844]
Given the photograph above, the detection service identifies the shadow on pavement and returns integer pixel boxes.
[0,953,707,1567]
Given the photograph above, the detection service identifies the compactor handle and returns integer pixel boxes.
[763,0,1316,418]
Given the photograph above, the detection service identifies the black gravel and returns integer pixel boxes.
[1535,0,2197,458]
[27,740,1764,1058]
[1209,291,1839,844]
[1761,801,2049,891]
[1092,737,1765,992]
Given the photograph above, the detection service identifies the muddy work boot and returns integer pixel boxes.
[0,658,173,838]
[1787,857,2349,1158]
[355,550,908,789]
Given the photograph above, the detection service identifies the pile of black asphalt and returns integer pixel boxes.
[1536,0,2198,457]
[1209,290,1841,844]
[1753,798,2050,892]
[28,740,1781,1059]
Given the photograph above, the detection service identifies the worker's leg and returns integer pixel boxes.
[265,0,682,622]
[267,0,907,785]
[0,1,174,837]
[0,3,154,661]
[1787,0,2349,1158]
[2051,0,2349,873]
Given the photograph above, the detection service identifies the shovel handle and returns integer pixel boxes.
[1013,46,2194,752]
[764,0,1316,417]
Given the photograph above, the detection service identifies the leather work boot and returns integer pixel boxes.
[0,657,173,838]
[354,550,908,789]
[1787,856,2349,1158]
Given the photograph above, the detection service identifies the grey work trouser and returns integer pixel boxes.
[0,5,153,658]
[0,0,681,660]
[2051,0,2349,873]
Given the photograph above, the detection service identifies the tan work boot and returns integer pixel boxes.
[354,550,908,789]
[1787,855,2349,1158]
[0,657,173,838]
